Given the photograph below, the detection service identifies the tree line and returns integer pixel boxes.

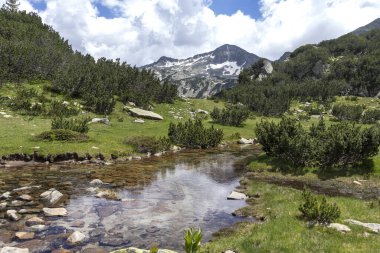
[0,9,177,114]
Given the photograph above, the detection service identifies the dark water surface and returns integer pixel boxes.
[0,146,255,251]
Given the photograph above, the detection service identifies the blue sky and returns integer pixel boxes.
[210,0,262,19]
[31,0,263,19]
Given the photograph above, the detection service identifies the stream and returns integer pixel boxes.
[0,146,256,252]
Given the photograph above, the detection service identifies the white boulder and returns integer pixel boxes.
[128,108,163,120]
[227,191,248,200]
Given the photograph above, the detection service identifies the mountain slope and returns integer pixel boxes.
[143,45,261,98]
[352,18,380,35]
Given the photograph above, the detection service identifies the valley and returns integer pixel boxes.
[1,3,380,253]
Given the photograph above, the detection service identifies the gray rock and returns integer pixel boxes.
[345,219,380,233]
[227,191,248,200]
[196,109,209,115]
[327,223,351,233]
[25,217,45,226]
[0,247,29,253]
[128,108,163,120]
[40,188,64,207]
[18,194,33,201]
[67,231,86,245]
[1,191,11,200]
[90,118,110,125]
[90,179,104,186]
[43,207,68,217]
[0,202,7,211]
[13,186,41,192]
[238,138,255,145]
[6,210,21,221]
[15,232,35,240]
[133,119,145,124]
[26,225,47,232]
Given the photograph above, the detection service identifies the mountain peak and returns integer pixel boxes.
[143,45,261,98]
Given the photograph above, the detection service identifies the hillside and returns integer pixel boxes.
[0,9,176,114]
[221,23,380,116]
[352,18,380,35]
[143,44,260,98]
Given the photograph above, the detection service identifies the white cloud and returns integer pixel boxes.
[2,0,380,65]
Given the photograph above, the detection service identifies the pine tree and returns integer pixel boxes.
[5,0,20,11]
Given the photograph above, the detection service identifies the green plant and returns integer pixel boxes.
[210,104,250,127]
[149,246,159,253]
[51,116,91,133]
[124,136,171,154]
[168,119,223,149]
[36,129,88,142]
[299,189,340,224]
[332,104,364,122]
[184,227,202,253]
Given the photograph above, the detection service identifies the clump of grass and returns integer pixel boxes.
[124,136,171,154]
[36,129,89,142]
[51,116,91,133]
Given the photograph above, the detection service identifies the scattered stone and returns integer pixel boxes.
[18,208,41,214]
[13,186,41,192]
[82,247,107,253]
[128,108,164,120]
[0,231,14,243]
[196,109,209,114]
[71,220,85,228]
[133,119,145,124]
[146,226,160,233]
[327,223,351,233]
[40,188,64,207]
[154,152,163,157]
[132,156,142,160]
[90,118,110,125]
[1,191,11,200]
[90,179,104,185]
[238,138,255,145]
[86,187,99,193]
[227,191,248,200]
[100,234,128,247]
[353,181,362,186]
[6,210,21,221]
[345,219,380,233]
[67,231,86,245]
[27,225,47,232]
[0,247,29,253]
[0,202,7,211]
[25,217,45,226]
[51,249,73,253]
[224,251,236,253]
[43,207,68,217]
[15,232,35,240]
[10,200,25,207]
[18,194,33,201]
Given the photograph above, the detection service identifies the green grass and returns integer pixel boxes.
[0,82,267,157]
[204,182,380,253]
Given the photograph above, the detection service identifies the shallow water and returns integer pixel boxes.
[0,146,255,251]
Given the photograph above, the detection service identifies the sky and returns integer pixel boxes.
[3,0,380,66]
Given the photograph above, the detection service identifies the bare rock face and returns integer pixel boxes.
[327,223,351,233]
[345,219,380,233]
[142,44,261,98]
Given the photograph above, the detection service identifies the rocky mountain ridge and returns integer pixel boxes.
[143,44,260,98]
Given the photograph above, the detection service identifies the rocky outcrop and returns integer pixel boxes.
[327,223,351,233]
[345,219,380,233]
[238,138,255,145]
[142,44,261,98]
[128,108,163,120]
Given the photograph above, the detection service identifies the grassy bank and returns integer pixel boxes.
[204,181,380,253]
